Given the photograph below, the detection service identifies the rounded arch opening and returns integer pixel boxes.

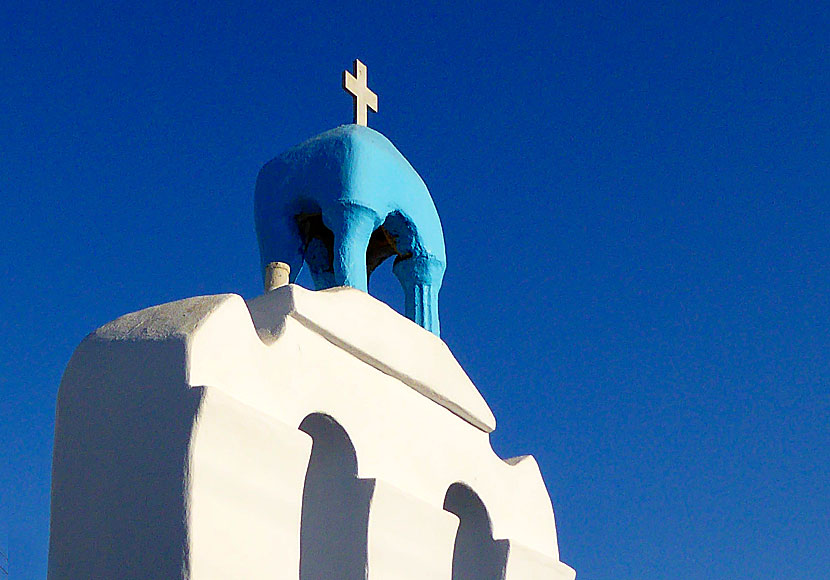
[295,211,417,282]
[443,483,509,580]
[298,413,374,580]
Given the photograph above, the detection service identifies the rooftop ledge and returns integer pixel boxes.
[95,285,496,433]
[246,285,496,433]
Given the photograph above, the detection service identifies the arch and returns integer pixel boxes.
[254,124,446,335]
[443,483,509,580]
[293,209,417,316]
[298,413,374,580]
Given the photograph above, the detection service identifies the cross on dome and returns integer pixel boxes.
[343,59,378,126]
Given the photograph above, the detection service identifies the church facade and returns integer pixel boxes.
[48,63,576,579]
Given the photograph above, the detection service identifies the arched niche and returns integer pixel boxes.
[443,483,509,580]
[298,413,375,580]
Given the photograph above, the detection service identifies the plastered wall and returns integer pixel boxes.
[48,286,575,580]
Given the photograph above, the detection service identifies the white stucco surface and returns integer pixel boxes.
[48,285,575,580]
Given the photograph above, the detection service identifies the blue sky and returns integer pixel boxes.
[1,1,827,578]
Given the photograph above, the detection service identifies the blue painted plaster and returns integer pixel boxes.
[255,124,446,335]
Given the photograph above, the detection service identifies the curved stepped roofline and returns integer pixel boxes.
[49,286,575,579]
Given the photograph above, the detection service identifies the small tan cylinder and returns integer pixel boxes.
[264,262,291,291]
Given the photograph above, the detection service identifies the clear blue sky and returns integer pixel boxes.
[2,1,827,578]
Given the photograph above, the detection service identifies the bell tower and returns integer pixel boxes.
[47,61,575,580]
[255,124,446,334]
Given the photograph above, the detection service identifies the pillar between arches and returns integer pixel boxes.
[366,479,458,579]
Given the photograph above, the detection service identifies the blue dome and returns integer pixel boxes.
[255,125,446,335]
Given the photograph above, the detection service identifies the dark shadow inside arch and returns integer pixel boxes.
[299,413,374,580]
[443,483,510,580]
[294,211,414,289]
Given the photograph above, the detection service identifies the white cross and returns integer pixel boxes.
[343,59,378,126]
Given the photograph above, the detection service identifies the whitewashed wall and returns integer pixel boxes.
[48,286,576,580]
